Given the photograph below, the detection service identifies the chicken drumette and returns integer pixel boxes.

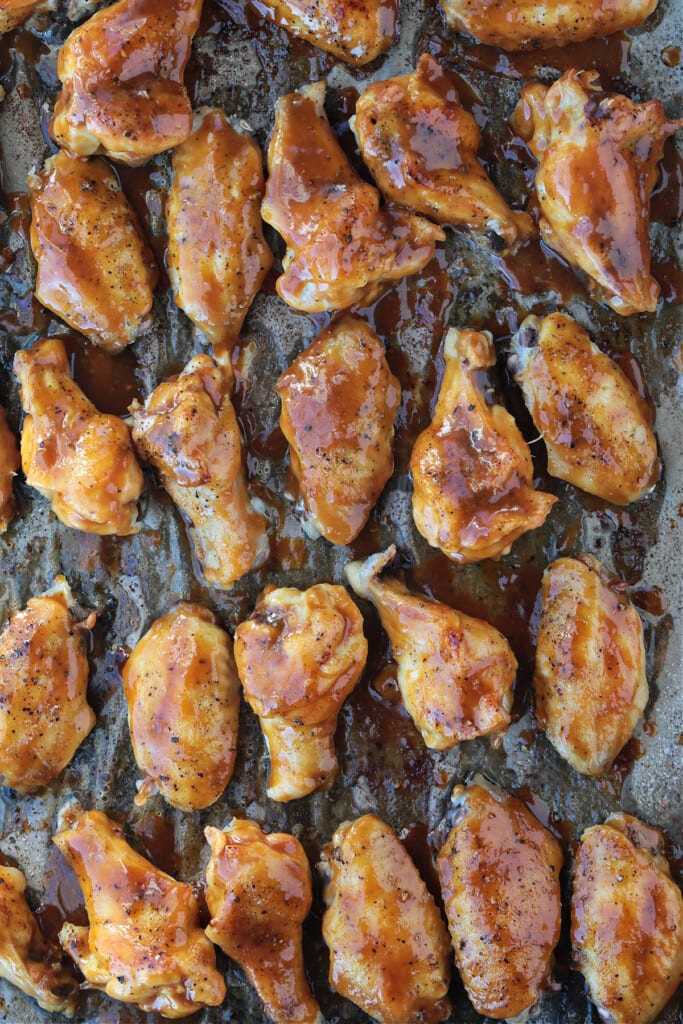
[0,0,41,33]
[250,0,397,65]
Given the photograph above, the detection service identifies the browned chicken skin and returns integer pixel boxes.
[512,70,683,315]
[436,779,563,1020]
[0,0,40,34]
[250,0,397,65]
[234,583,367,801]
[352,54,533,252]
[261,81,444,312]
[572,813,683,1024]
[205,819,322,1024]
[54,809,226,1018]
[0,405,19,532]
[276,315,400,545]
[52,0,202,165]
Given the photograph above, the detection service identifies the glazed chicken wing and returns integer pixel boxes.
[319,813,451,1024]
[512,71,683,315]
[52,0,202,165]
[410,327,556,563]
[0,0,40,34]
[345,546,516,749]
[534,555,648,776]
[234,583,367,801]
[261,81,444,313]
[0,406,19,533]
[205,820,322,1024]
[250,0,397,65]
[352,54,533,253]
[29,151,158,352]
[122,603,240,811]
[54,809,226,1018]
[276,315,400,545]
[0,576,95,793]
[130,355,268,590]
[436,779,563,1019]
[572,813,683,1024]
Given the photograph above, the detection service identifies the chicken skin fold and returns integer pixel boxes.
[276,315,400,545]
[0,406,19,533]
[234,583,367,801]
[54,809,226,1018]
[261,81,444,312]
[512,70,683,315]
[52,0,202,165]
[352,55,533,253]
[250,0,397,65]
[205,819,322,1024]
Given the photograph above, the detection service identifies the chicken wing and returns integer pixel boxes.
[0,0,40,34]
[54,809,226,1018]
[130,355,268,590]
[14,337,143,535]
[52,0,202,165]
[122,603,240,811]
[510,313,660,504]
[0,576,95,793]
[572,813,683,1024]
[29,150,158,352]
[410,327,556,563]
[234,583,367,801]
[250,0,397,65]
[205,819,322,1024]
[319,813,451,1024]
[167,108,273,350]
[276,315,400,545]
[534,554,648,776]
[512,70,683,315]
[345,546,516,749]
[261,81,444,313]
[436,779,563,1020]
[352,55,533,253]
[0,406,19,533]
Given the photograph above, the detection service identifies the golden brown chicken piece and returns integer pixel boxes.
[276,315,400,545]
[54,809,226,1018]
[436,779,563,1020]
[0,576,95,793]
[345,546,516,749]
[261,81,444,313]
[0,406,19,533]
[29,150,157,352]
[234,583,367,801]
[251,0,396,65]
[205,820,322,1024]
[410,327,556,563]
[14,338,143,535]
[52,0,202,165]
[0,864,78,1014]
[572,814,683,1024]
[130,355,268,590]
[319,814,451,1024]
[512,71,683,315]
[0,0,40,33]
[534,555,648,777]
[122,603,240,811]
[510,313,660,504]
[352,55,533,253]
[167,108,273,350]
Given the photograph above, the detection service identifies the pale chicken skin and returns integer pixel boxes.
[436,779,563,1020]
[0,0,40,34]
[319,814,452,1024]
[122,603,241,811]
[410,327,556,563]
[234,583,367,801]
[52,0,202,165]
[251,0,397,65]
[572,814,683,1024]
[0,576,95,793]
[0,406,19,532]
[510,313,660,505]
[512,71,683,315]
[352,55,533,253]
[205,820,322,1024]
[167,108,273,349]
[29,150,158,352]
[534,555,648,777]
[130,355,268,590]
[261,81,444,313]
[276,315,400,545]
[345,546,516,749]
[14,338,143,535]
[54,809,226,1018]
